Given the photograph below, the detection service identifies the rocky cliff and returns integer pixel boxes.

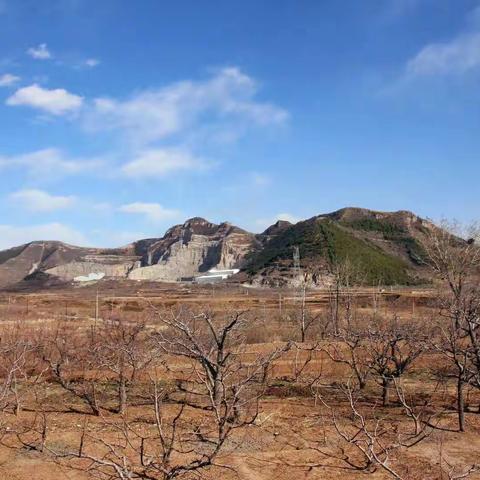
[0,217,259,288]
[0,241,140,288]
[128,217,258,281]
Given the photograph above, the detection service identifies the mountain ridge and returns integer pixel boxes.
[0,208,442,288]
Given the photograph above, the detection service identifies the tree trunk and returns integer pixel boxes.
[118,354,127,414]
[88,382,100,416]
[382,377,390,407]
[358,376,366,391]
[334,285,340,335]
[118,377,127,415]
[457,377,465,432]
[12,373,21,416]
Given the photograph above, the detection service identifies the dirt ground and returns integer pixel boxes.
[0,281,478,480]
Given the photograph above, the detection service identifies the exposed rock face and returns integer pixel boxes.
[0,242,89,288]
[129,218,258,281]
[0,218,259,287]
[46,260,138,280]
[0,241,141,288]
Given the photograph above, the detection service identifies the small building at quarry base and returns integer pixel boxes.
[194,268,240,284]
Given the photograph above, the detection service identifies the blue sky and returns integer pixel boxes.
[0,0,479,248]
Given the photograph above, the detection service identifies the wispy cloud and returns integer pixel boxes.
[6,84,83,115]
[84,67,288,147]
[2,67,286,187]
[0,73,20,87]
[71,57,101,70]
[407,32,480,76]
[0,148,103,178]
[84,58,100,68]
[9,189,76,212]
[26,43,52,60]
[119,202,181,222]
[121,148,207,178]
[405,4,480,78]
[0,223,88,249]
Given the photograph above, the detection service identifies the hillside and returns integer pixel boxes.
[246,208,436,285]
[0,217,258,288]
[0,208,442,289]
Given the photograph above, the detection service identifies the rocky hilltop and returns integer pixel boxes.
[0,208,446,289]
[0,217,259,288]
[247,207,438,285]
[128,217,259,281]
[0,241,140,289]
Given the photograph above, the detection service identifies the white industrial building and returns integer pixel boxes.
[194,268,240,284]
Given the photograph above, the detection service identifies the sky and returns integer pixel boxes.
[0,0,479,249]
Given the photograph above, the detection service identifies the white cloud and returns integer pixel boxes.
[0,223,88,249]
[121,148,206,178]
[119,202,181,222]
[0,73,20,87]
[0,148,103,178]
[407,32,480,76]
[84,58,100,68]
[27,43,52,60]
[6,84,83,115]
[406,4,480,77]
[85,67,288,146]
[9,189,76,212]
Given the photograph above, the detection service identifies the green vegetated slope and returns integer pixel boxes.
[247,216,424,285]
[339,217,428,267]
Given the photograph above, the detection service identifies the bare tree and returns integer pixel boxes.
[425,220,480,431]
[321,326,370,390]
[96,316,153,414]
[287,271,319,342]
[288,379,465,480]
[365,317,427,406]
[0,329,29,417]
[327,258,359,334]
[38,322,105,416]
[0,323,44,418]
[48,308,289,480]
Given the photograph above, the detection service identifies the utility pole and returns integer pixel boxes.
[293,246,303,304]
[94,288,99,331]
[293,246,301,280]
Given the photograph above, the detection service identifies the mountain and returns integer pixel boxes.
[0,241,140,289]
[127,217,258,281]
[0,208,441,289]
[0,217,259,288]
[246,207,436,285]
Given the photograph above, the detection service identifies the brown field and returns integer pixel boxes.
[0,281,479,480]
